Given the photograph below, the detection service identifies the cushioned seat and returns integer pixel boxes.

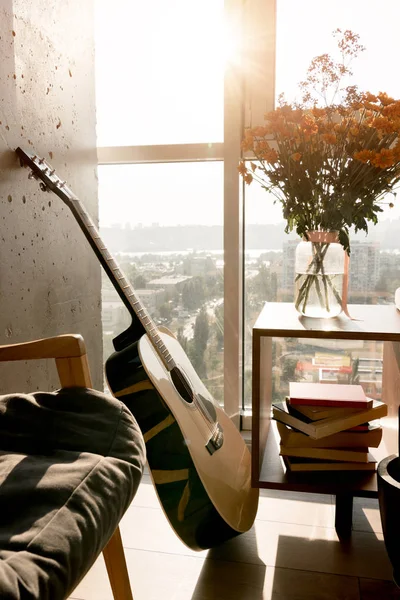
[0,387,146,600]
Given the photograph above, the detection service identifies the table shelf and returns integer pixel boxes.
[251,303,400,534]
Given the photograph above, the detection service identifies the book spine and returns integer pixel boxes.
[280,446,370,462]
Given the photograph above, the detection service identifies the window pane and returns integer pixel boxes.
[271,337,383,403]
[276,0,400,102]
[243,1,400,409]
[95,0,224,146]
[99,162,224,405]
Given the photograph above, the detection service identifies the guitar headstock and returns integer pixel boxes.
[16,147,75,205]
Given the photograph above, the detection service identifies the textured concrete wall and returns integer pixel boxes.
[0,0,103,392]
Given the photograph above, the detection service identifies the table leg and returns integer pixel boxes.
[335,493,353,539]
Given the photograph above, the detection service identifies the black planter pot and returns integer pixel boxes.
[378,454,400,587]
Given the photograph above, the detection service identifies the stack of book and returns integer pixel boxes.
[273,382,388,472]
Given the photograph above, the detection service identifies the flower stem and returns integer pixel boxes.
[295,239,343,315]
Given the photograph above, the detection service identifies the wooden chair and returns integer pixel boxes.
[0,333,135,600]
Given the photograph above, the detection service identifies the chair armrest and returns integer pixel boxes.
[0,335,86,362]
[0,335,92,388]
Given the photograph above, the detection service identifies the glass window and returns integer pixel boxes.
[98,162,225,404]
[243,1,400,408]
[95,0,224,146]
[276,0,400,102]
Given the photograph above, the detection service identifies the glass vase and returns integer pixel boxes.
[294,231,345,318]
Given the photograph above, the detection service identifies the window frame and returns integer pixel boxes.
[96,0,277,426]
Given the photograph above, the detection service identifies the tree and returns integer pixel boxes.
[349,357,360,385]
[181,277,205,310]
[159,302,172,321]
[194,309,209,355]
[251,263,273,300]
[177,327,188,352]
[133,274,147,289]
[188,309,209,378]
[214,302,224,350]
[125,263,138,282]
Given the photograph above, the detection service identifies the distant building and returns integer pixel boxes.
[102,287,164,332]
[348,241,380,293]
[102,300,130,333]
[281,239,380,295]
[182,255,218,276]
[147,275,192,291]
[281,240,298,290]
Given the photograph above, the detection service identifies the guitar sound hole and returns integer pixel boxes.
[170,367,194,404]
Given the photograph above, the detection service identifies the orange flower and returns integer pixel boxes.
[241,132,255,152]
[251,126,269,137]
[334,123,347,135]
[372,149,395,169]
[394,143,400,161]
[378,92,395,106]
[321,133,337,144]
[364,92,378,103]
[301,115,318,133]
[237,162,247,176]
[364,102,381,113]
[244,173,253,185]
[259,148,278,164]
[354,149,375,163]
[382,101,400,119]
[371,116,397,134]
[291,152,302,161]
[312,106,327,119]
[255,140,269,152]
[290,109,303,123]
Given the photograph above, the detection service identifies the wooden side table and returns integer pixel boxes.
[252,302,400,538]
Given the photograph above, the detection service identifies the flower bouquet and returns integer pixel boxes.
[239,30,400,317]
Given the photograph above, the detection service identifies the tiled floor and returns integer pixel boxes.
[70,474,400,599]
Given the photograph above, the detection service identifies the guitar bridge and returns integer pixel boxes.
[205,423,224,455]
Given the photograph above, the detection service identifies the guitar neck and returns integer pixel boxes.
[66,195,176,370]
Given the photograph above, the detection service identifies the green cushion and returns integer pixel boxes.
[0,387,146,599]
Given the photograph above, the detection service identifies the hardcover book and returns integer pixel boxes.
[276,420,383,448]
[291,403,368,421]
[279,445,371,463]
[289,382,372,409]
[283,455,377,472]
[272,398,387,440]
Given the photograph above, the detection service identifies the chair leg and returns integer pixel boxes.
[102,526,134,600]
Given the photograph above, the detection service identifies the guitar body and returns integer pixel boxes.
[105,327,259,550]
[16,146,259,551]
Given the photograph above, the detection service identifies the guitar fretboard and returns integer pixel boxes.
[68,193,176,371]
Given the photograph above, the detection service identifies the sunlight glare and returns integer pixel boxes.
[223,19,242,68]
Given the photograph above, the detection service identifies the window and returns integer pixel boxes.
[95,0,224,146]
[95,0,277,420]
[98,162,224,404]
[243,0,400,408]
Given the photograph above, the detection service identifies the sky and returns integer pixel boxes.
[95,0,400,229]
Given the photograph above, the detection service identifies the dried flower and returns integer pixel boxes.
[239,30,400,254]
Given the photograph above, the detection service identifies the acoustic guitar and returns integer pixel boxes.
[16,146,259,551]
